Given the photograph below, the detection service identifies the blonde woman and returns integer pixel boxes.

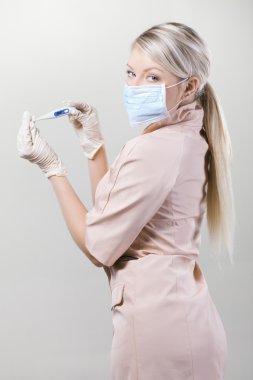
[17,21,235,380]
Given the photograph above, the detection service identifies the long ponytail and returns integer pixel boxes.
[200,82,236,267]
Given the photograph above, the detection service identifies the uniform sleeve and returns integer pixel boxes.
[85,133,185,267]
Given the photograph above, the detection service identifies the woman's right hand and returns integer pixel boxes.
[17,111,68,179]
[63,100,104,160]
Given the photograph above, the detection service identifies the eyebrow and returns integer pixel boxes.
[126,63,164,73]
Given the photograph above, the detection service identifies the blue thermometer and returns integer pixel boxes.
[33,107,78,122]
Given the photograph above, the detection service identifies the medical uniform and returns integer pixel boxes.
[85,100,228,379]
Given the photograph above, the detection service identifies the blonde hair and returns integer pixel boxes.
[132,22,236,267]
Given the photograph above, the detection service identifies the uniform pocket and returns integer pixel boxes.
[111,283,125,311]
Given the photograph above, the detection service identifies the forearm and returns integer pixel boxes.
[49,175,103,267]
[87,144,109,204]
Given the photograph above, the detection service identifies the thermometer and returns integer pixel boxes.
[33,107,78,122]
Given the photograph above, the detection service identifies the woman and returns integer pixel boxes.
[17,22,235,380]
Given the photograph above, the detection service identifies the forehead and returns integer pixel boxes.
[127,45,164,71]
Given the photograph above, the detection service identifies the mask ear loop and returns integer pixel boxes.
[164,76,191,114]
[165,76,190,89]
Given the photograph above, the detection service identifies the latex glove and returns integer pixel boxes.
[63,100,104,160]
[17,111,68,179]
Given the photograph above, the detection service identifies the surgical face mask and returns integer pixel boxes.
[123,77,190,128]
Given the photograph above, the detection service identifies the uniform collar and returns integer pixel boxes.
[163,100,204,128]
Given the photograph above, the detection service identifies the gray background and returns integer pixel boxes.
[1,0,252,379]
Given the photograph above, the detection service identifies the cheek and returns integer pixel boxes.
[165,89,182,108]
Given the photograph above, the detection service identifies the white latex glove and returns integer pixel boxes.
[17,111,68,179]
[63,100,104,160]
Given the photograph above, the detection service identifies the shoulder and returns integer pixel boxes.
[108,130,185,184]
[121,129,185,163]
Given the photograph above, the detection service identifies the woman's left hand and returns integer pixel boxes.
[17,111,68,179]
[63,100,104,160]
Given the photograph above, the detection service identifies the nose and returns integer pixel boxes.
[126,79,147,86]
[126,75,146,86]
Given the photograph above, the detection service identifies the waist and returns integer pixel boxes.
[109,253,203,295]
[114,252,198,266]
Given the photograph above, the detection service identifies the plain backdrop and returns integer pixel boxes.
[0,0,252,379]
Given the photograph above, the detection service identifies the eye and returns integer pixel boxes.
[126,70,135,77]
[148,74,159,82]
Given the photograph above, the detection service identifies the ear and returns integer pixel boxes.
[184,76,200,98]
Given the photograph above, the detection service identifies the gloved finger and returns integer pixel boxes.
[68,113,83,128]
[17,111,33,146]
[65,105,93,129]
[62,100,88,125]
[62,100,91,114]
[17,111,35,156]
[29,117,40,144]
[21,111,32,135]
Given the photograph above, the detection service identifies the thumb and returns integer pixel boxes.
[22,110,40,145]
[20,110,33,142]
[17,110,34,154]
[62,100,91,113]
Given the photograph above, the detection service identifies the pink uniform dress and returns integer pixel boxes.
[85,100,228,380]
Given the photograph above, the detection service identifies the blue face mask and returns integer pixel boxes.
[123,77,190,128]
